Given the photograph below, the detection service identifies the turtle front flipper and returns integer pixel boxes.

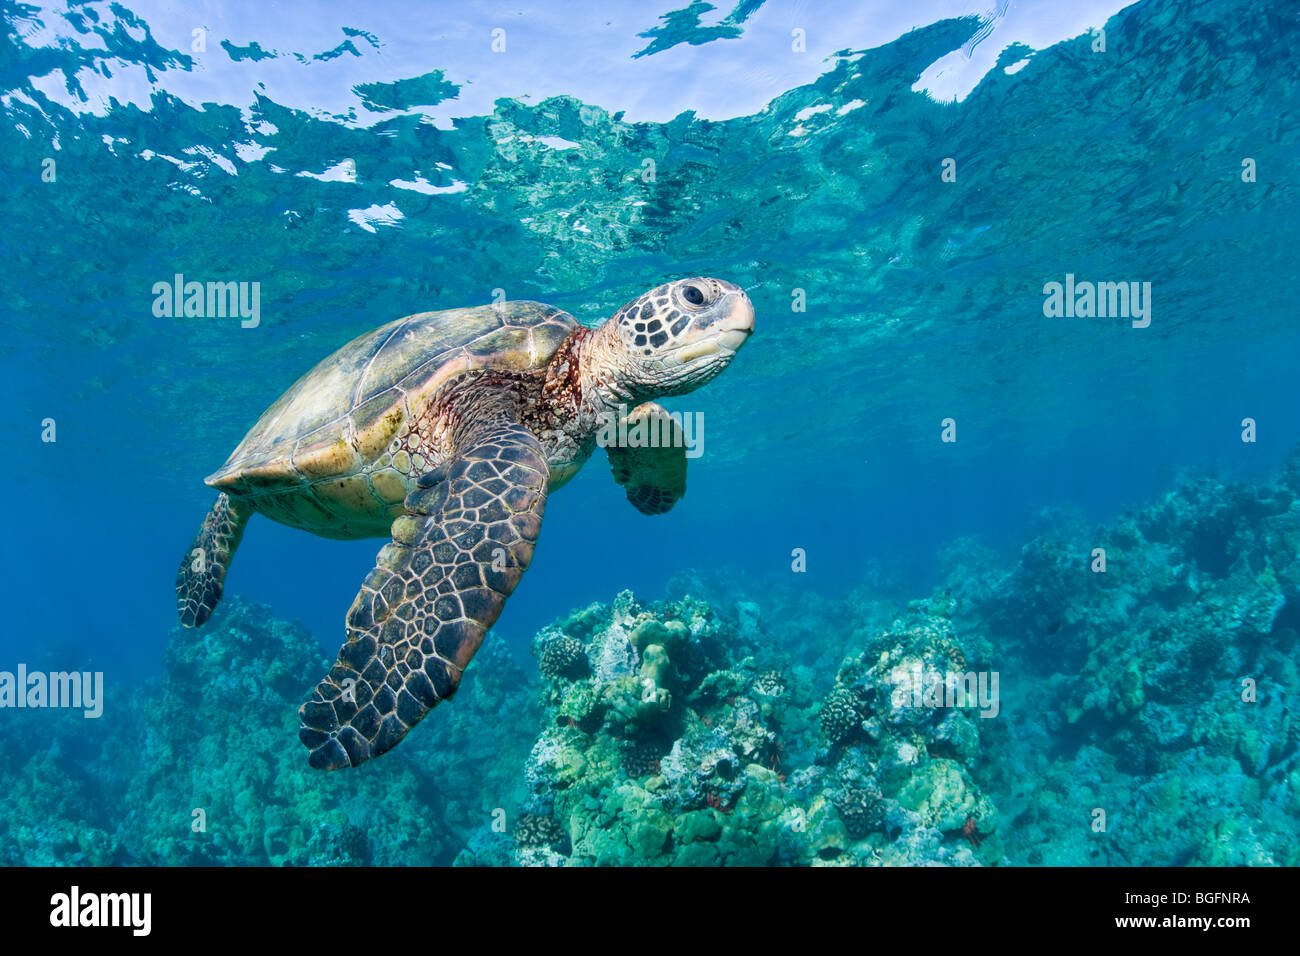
[175,492,255,628]
[605,402,688,515]
[299,415,549,770]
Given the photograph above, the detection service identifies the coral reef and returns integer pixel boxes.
[0,598,536,866]
[946,450,1300,865]
[120,601,450,866]
[451,588,998,867]
[820,686,865,746]
[537,636,589,680]
[5,450,1300,867]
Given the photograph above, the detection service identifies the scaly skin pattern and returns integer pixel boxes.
[298,409,548,769]
[403,328,601,502]
[175,492,254,627]
[605,402,688,514]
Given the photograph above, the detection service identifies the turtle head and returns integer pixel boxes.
[601,277,754,399]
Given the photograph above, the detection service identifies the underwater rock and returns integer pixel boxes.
[808,604,1001,860]
[508,591,806,865]
[504,587,1003,866]
[297,817,369,866]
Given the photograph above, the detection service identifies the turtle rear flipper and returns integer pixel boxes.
[606,402,688,515]
[175,492,254,627]
[299,413,548,770]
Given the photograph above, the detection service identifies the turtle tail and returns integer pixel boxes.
[175,493,254,628]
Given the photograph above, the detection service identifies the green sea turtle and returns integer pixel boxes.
[175,278,754,769]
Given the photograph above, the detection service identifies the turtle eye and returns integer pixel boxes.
[682,285,705,306]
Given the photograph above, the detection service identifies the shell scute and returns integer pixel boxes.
[351,389,406,460]
[294,435,359,480]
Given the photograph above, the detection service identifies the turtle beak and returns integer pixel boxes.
[715,289,755,353]
[672,289,755,364]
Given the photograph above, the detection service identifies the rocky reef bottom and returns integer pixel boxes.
[4,451,1300,866]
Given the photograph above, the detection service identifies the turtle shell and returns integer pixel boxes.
[206,301,576,535]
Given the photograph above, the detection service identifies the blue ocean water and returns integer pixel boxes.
[1,0,1298,867]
